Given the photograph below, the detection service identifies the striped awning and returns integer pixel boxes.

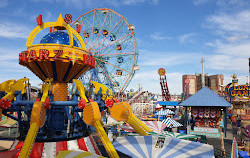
[160,131,200,139]
[9,135,101,157]
[143,121,167,133]
[0,118,18,127]
[128,131,200,140]
[120,124,135,132]
[162,118,183,128]
[113,136,214,158]
[155,109,174,116]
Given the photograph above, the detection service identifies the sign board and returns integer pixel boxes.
[189,131,221,138]
[158,68,165,76]
[189,127,221,138]
[225,83,250,98]
[194,127,219,133]
[185,79,190,84]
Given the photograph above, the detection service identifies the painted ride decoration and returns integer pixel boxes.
[0,13,151,158]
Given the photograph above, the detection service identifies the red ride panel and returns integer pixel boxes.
[77,138,88,151]
[13,141,23,158]
[56,141,68,156]
[29,142,44,158]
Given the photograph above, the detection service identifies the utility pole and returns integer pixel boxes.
[201,57,205,88]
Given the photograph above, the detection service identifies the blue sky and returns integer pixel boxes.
[0,0,249,94]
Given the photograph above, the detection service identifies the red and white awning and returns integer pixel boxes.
[9,135,101,158]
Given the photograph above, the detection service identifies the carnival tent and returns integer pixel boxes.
[178,86,231,136]
[113,136,214,158]
[178,87,231,107]
[162,118,183,128]
[155,109,174,116]
[143,121,167,133]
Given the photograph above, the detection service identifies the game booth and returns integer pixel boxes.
[179,87,231,157]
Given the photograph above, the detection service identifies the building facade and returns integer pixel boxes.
[182,74,224,95]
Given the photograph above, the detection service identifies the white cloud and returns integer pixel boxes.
[206,10,250,35]
[0,0,8,8]
[0,47,42,87]
[215,41,250,57]
[205,40,249,72]
[122,0,145,5]
[226,35,248,43]
[216,0,249,8]
[152,0,159,5]
[150,32,170,40]
[179,33,196,44]
[203,9,250,74]
[206,55,248,72]
[29,10,52,23]
[54,0,159,9]
[139,50,201,67]
[223,74,249,86]
[130,70,183,94]
[193,0,208,6]
[0,47,22,59]
[0,22,30,39]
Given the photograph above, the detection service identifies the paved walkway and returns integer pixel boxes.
[206,123,237,158]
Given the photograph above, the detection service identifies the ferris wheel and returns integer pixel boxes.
[72,8,139,92]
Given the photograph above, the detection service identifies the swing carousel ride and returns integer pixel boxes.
[0,9,150,158]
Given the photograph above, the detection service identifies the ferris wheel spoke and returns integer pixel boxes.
[131,51,137,71]
[80,20,90,50]
[130,31,137,71]
[90,10,96,44]
[121,74,133,91]
[92,17,123,53]
[93,32,132,54]
[94,57,132,75]
[81,15,95,51]
[96,63,118,87]
[94,52,135,57]
[91,11,109,52]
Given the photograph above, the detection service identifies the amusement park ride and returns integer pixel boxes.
[158,68,171,101]
[0,9,150,158]
[72,8,139,93]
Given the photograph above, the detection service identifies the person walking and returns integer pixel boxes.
[236,115,242,136]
